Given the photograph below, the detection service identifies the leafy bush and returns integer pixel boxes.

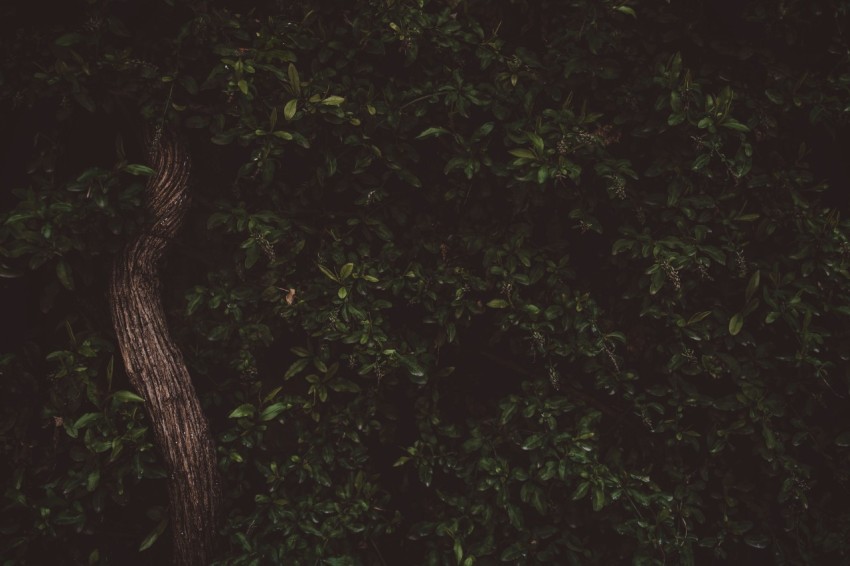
[2,0,850,564]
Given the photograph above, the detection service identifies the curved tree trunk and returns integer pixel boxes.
[109,129,221,565]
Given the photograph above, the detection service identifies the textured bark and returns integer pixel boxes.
[109,129,220,565]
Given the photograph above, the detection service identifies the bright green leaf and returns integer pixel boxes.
[260,402,287,421]
[228,403,255,418]
[125,164,155,176]
[322,95,345,106]
[284,99,297,120]
[318,264,339,282]
[728,313,744,336]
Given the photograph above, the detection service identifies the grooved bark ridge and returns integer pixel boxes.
[109,129,220,565]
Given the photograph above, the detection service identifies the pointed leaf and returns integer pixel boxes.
[509,148,536,159]
[287,63,301,95]
[339,263,354,279]
[284,99,298,120]
[113,390,145,403]
[416,127,450,139]
[317,264,339,282]
[56,260,74,290]
[728,313,744,336]
[228,403,255,418]
[138,518,168,552]
[260,402,287,421]
[322,96,345,106]
[745,270,760,302]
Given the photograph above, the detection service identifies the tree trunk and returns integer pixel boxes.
[109,129,221,565]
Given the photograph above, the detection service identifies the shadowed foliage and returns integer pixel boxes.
[2,0,850,564]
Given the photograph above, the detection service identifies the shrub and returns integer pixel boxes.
[2,0,850,563]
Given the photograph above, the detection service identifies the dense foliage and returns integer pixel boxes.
[2,0,850,563]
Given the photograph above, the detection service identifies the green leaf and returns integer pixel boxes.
[285,358,310,379]
[322,95,345,106]
[56,260,74,290]
[701,246,726,265]
[509,148,536,159]
[592,486,605,511]
[399,355,425,380]
[472,121,495,140]
[397,168,422,187]
[86,469,100,491]
[745,270,760,302]
[527,133,544,152]
[207,325,229,341]
[615,5,637,17]
[74,412,100,430]
[736,213,760,222]
[416,127,450,139]
[228,403,255,418]
[486,299,509,308]
[125,164,155,176]
[649,269,664,295]
[338,287,348,299]
[3,212,35,226]
[318,264,339,282]
[329,379,361,393]
[692,154,711,171]
[687,311,712,325]
[113,390,145,403]
[722,119,750,132]
[522,434,544,450]
[667,113,685,126]
[237,80,249,95]
[572,481,590,500]
[728,313,744,336]
[260,402,287,421]
[288,63,301,95]
[284,99,298,120]
[273,130,293,140]
[138,518,168,552]
[339,263,354,279]
[500,542,526,561]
